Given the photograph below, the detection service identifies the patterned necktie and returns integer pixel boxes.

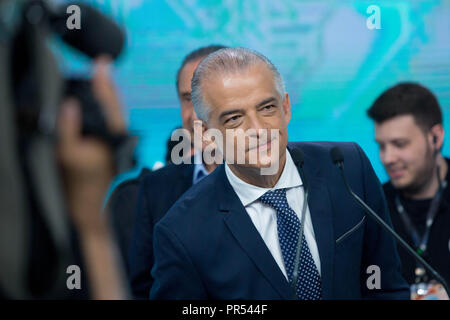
[259,188,322,300]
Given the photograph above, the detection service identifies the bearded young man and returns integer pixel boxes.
[368,82,450,290]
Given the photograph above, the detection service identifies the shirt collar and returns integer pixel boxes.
[193,151,209,184]
[224,149,303,207]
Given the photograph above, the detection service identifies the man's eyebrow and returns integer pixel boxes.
[375,138,407,144]
[256,97,277,108]
[180,91,191,98]
[391,138,409,143]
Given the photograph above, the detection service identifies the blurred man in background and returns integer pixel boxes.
[368,82,450,295]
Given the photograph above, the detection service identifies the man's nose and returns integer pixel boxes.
[191,108,199,121]
[381,145,397,165]
[246,114,265,131]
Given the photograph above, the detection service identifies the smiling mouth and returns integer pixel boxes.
[247,137,276,152]
[388,169,406,179]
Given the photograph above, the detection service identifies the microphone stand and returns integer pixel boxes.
[290,148,310,300]
[334,158,450,297]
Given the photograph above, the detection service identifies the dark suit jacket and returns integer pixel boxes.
[105,168,151,275]
[150,142,410,300]
[129,162,194,299]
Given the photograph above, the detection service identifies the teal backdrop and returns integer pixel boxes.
[54,0,450,192]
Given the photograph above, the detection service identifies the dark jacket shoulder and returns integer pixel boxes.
[289,141,364,163]
[108,168,151,200]
[157,164,220,227]
[141,162,193,185]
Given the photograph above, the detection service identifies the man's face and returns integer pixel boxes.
[178,59,202,135]
[203,63,291,171]
[375,115,435,192]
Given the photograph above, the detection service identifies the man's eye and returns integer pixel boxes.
[225,115,241,124]
[260,105,277,113]
[394,141,408,148]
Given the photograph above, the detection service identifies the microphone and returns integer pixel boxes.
[49,2,126,60]
[290,148,309,299]
[330,146,449,297]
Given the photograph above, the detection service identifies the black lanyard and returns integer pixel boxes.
[394,179,447,256]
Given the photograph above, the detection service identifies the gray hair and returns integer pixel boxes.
[191,47,286,122]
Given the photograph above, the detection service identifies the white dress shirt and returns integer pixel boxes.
[224,149,321,280]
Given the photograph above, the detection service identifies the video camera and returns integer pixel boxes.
[4,0,126,142]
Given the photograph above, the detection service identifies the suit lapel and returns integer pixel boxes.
[301,151,335,300]
[217,166,294,300]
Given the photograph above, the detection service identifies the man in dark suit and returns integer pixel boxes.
[126,45,227,299]
[150,47,409,299]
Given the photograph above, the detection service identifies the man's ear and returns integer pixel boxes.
[193,119,215,152]
[193,120,205,153]
[430,124,445,152]
[282,92,291,125]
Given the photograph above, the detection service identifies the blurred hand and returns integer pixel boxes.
[57,56,126,231]
[91,56,126,135]
[57,56,128,299]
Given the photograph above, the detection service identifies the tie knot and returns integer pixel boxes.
[259,188,289,210]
